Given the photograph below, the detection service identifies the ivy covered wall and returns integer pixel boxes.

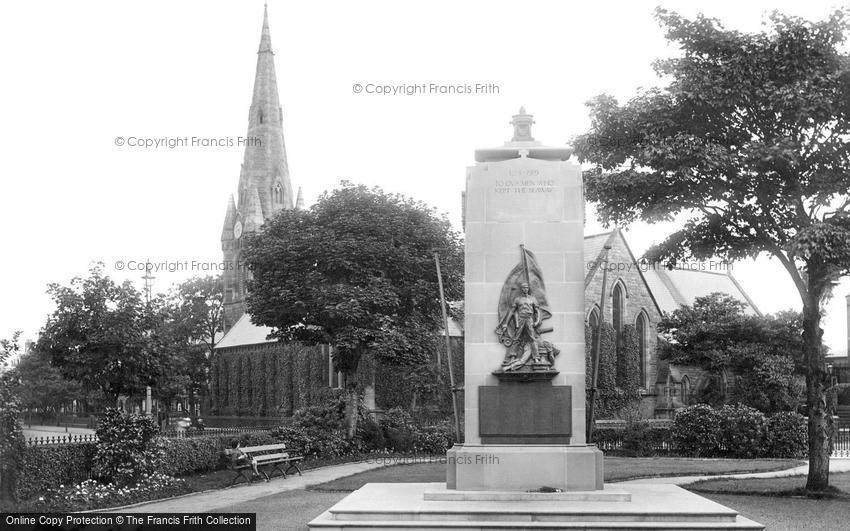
[208,343,330,417]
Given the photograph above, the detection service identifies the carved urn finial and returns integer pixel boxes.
[510,107,535,142]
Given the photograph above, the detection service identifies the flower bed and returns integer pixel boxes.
[18,473,190,512]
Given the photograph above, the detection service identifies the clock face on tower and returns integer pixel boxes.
[233,220,243,239]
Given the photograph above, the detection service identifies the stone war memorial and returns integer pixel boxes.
[309,109,763,529]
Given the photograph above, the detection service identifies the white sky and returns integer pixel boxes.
[1,0,848,356]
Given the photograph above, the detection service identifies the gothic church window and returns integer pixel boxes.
[612,281,625,354]
[636,311,648,387]
[587,306,600,345]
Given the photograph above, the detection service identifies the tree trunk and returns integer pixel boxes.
[802,298,831,492]
[344,375,359,440]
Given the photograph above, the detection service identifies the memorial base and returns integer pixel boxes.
[446,444,603,492]
[308,483,764,529]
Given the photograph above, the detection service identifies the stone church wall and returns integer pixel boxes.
[583,234,662,395]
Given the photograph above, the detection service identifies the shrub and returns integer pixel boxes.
[270,425,356,459]
[672,404,722,457]
[766,411,807,458]
[357,418,386,450]
[838,386,850,406]
[157,436,221,477]
[592,422,671,456]
[93,409,163,485]
[620,421,669,457]
[14,442,96,501]
[412,421,455,454]
[220,432,278,449]
[380,408,416,452]
[0,379,25,501]
[716,404,768,458]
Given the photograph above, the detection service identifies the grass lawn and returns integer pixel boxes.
[307,457,804,492]
[689,472,850,499]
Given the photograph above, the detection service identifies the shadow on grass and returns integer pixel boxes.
[688,473,850,500]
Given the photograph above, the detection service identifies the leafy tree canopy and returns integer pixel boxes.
[575,8,850,291]
[8,348,81,418]
[659,293,804,413]
[659,293,803,369]
[243,183,463,376]
[38,264,168,401]
[574,8,849,490]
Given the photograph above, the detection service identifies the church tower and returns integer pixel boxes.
[222,4,294,331]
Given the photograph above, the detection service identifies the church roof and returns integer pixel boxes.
[215,310,463,350]
[583,231,761,317]
[216,313,276,349]
[643,267,761,316]
[583,232,614,268]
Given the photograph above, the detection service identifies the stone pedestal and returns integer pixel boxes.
[447,444,603,492]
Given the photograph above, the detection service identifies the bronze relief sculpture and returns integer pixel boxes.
[495,245,560,374]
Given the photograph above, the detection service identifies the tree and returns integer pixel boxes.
[9,348,81,422]
[0,332,26,501]
[156,276,223,414]
[574,8,850,491]
[658,293,804,413]
[170,276,224,358]
[38,264,169,404]
[243,183,463,437]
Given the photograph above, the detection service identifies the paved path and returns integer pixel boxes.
[618,457,850,485]
[111,460,393,513]
[23,425,95,438]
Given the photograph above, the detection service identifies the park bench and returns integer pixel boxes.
[225,443,303,486]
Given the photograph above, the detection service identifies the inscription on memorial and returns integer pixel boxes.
[494,177,555,194]
[485,165,564,222]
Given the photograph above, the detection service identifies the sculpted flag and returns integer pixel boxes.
[494,246,559,371]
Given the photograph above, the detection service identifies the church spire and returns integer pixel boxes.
[259,3,272,53]
[222,4,296,332]
[221,194,236,240]
[239,3,293,217]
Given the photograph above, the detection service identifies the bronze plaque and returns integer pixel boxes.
[479,382,572,444]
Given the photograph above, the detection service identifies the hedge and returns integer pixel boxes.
[15,442,97,501]
[157,436,222,477]
[671,404,807,458]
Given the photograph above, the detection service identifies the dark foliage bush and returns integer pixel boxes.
[0,380,26,501]
[14,442,96,501]
[412,421,455,454]
[717,404,768,458]
[93,409,164,485]
[621,421,670,457]
[672,404,722,457]
[765,411,807,458]
[837,386,850,406]
[357,418,386,450]
[157,436,221,477]
[593,422,671,456]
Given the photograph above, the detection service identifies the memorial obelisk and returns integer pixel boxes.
[446,108,603,491]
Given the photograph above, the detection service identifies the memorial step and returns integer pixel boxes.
[309,515,764,530]
[307,484,764,531]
